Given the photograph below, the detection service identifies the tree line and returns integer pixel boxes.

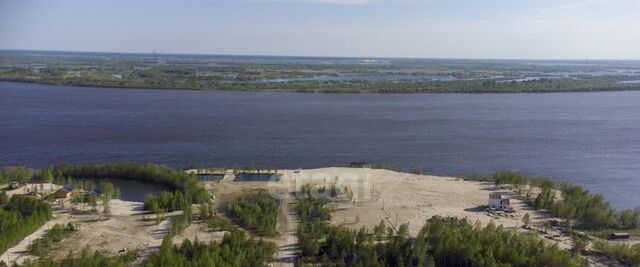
[296,184,585,267]
[493,170,640,230]
[2,163,210,213]
[1,166,37,184]
[0,195,53,255]
[5,247,137,267]
[227,190,279,236]
[143,229,276,267]
[45,163,208,212]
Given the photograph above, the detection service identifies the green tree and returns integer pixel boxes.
[102,195,111,215]
[0,191,8,205]
[40,168,54,183]
[522,213,531,228]
[199,202,211,220]
[571,234,587,257]
[374,220,386,243]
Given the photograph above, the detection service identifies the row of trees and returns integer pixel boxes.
[296,184,585,267]
[0,195,53,255]
[144,191,191,213]
[142,230,277,267]
[227,190,279,235]
[3,163,210,213]
[7,247,137,267]
[28,223,79,256]
[0,166,37,184]
[494,170,640,229]
[50,163,209,211]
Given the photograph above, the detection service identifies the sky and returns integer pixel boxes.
[1,0,640,59]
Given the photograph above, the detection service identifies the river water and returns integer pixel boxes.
[1,81,639,209]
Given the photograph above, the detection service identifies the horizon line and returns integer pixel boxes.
[2,48,640,62]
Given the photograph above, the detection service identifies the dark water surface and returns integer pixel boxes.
[77,178,170,202]
[1,82,639,209]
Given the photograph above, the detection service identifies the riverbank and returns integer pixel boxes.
[3,79,640,94]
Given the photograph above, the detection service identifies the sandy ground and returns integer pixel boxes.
[204,175,299,267]
[203,167,565,266]
[0,199,172,266]
[51,199,171,259]
[0,208,70,265]
[2,168,629,266]
[277,167,628,266]
[278,167,548,234]
[172,221,227,246]
[5,183,61,197]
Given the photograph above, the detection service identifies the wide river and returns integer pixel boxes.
[1,82,639,209]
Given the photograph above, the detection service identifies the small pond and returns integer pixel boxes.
[77,178,171,202]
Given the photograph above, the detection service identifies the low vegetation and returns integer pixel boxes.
[227,190,279,235]
[593,241,640,267]
[171,205,193,235]
[142,230,277,267]
[28,223,79,256]
[0,195,52,255]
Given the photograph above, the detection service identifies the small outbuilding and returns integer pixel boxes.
[608,233,630,240]
[54,185,74,199]
[87,189,103,197]
[489,192,511,211]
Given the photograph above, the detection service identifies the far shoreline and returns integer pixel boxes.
[2,79,640,95]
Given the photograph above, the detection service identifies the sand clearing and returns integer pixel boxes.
[274,167,546,235]
[1,167,612,266]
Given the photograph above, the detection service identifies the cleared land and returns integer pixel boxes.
[2,167,635,266]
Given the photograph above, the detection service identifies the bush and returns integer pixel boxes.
[227,190,278,235]
[28,223,78,256]
[593,241,640,266]
[143,230,276,267]
[17,247,136,267]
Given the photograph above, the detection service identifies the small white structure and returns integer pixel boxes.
[489,192,511,210]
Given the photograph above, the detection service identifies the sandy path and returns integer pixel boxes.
[0,211,68,266]
[272,182,298,267]
[130,218,172,266]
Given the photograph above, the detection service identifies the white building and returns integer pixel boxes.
[488,192,511,210]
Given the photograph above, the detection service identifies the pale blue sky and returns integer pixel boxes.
[1,0,639,59]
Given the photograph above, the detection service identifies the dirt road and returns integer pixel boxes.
[272,172,299,267]
[0,209,68,266]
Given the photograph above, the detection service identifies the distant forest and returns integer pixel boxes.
[2,50,640,93]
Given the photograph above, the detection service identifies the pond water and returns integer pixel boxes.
[77,178,170,202]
